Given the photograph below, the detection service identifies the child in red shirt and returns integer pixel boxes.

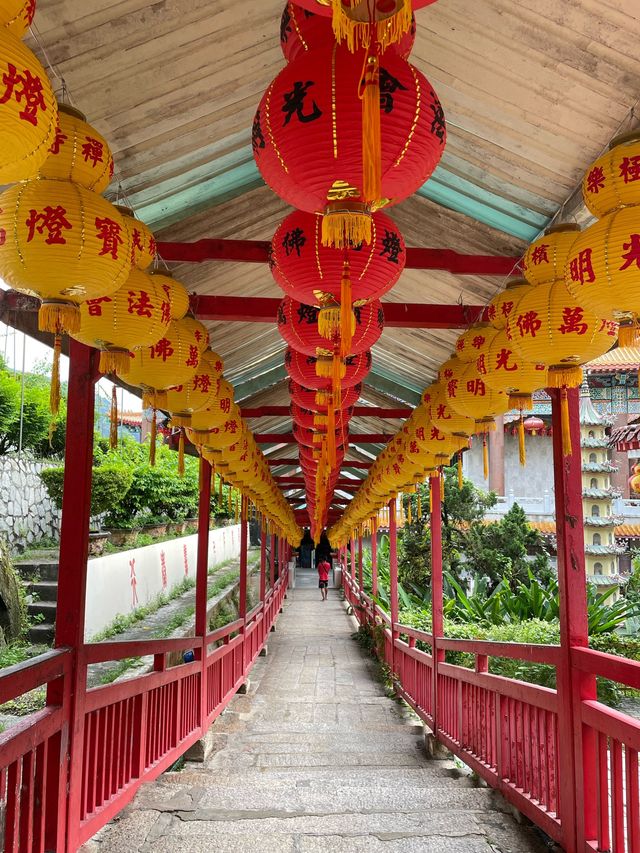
[317,559,331,601]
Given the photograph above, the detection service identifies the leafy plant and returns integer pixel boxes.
[0,356,66,456]
[40,464,133,519]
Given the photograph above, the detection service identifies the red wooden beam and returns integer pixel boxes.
[190,294,486,328]
[267,458,372,468]
[275,477,361,486]
[255,433,392,444]
[242,405,412,418]
[158,239,518,275]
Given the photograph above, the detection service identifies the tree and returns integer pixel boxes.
[0,356,66,456]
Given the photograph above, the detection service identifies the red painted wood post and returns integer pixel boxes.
[195,456,211,728]
[259,518,267,603]
[350,535,355,580]
[549,386,597,853]
[430,474,445,731]
[47,340,98,853]
[239,495,248,671]
[357,532,363,592]
[371,517,378,601]
[270,533,276,589]
[389,497,398,678]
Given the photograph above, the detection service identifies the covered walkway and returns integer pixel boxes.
[83,588,544,853]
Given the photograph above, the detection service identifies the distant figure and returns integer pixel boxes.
[299,528,314,568]
[315,530,332,568]
[317,557,331,602]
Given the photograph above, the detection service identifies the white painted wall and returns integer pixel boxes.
[84,525,241,640]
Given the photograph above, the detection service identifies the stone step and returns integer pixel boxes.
[13,559,59,582]
[25,580,58,602]
[27,600,57,620]
[27,623,56,645]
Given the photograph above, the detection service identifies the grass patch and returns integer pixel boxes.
[0,687,46,717]
[98,658,143,685]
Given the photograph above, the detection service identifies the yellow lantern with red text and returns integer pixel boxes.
[582,132,640,219]
[1,0,35,38]
[150,271,190,320]
[116,206,156,270]
[153,351,225,426]
[120,319,202,391]
[486,278,532,331]
[422,382,475,437]
[522,224,581,287]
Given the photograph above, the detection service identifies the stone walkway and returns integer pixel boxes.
[84,581,548,853]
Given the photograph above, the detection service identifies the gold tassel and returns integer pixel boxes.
[99,350,130,376]
[429,485,433,515]
[560,388,572,458]
[518,412,526,467]
[331,0,412,52]
[318,306,341,341]
[49,334,62,417]
[316,390,330,407]
[548,364,583,389]
[327,393,337,469]
[149,409,157,466]
[440,469,444,496]
[171,414,192,428]
[483,434,489,480]
[321,201,372,249]
[458,451,464,490]
[316,354,342,378]
[340,259,355,357]
[109,385,118,450]
[417,492,422,518]
[508,392,533,411]
[235,495,240,524]
[142,390,155,410]
[360,50,382,205]
[38,301,80,335]
[178,429,185,477]
[407,500,412,524]
[618,318,640,348]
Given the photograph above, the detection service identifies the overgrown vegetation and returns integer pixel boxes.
[0,356,66,456]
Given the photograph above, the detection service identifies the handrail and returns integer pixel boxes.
[581,700,640,751]
[83,637,203,664]
[436,637,562,665]
[0,648,71,705]
[245,601,264,623]
[206,618,244,645]
[438,661,559,711]
[571,645,640,689]
[395,623,433,644]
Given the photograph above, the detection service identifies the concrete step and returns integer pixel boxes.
[27,600,57,621]
[25,580,58,602]
[27,623,56,645]
[13,559,59,582]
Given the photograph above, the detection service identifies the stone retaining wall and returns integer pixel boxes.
[0,457,60,550]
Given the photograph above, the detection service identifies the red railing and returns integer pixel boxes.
[0,569,288,852]
[344,573,640,853]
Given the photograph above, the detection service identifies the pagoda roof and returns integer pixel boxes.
[587,346,640,373]
[584,516,622,528]
[585,544,626,555]
[610,418,640,452]
[582,488,621,499]
[588,575,625,586]
[582,462,617,473]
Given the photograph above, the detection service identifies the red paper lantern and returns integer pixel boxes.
[289,380,361,411]
[294,422,348,448]
[271,210,405,306]
[285,347,372,389]
[253,44,445,238]
[278,296,383,355]
[280,2,416,62]
[291,402,353,431]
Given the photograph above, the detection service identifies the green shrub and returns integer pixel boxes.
[40,464,133,518]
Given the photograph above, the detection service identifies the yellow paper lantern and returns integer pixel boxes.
[198,417,245,453]
[510,279,618,388]
[154,351,225,426]
[422,382,475,437]
[115,206,156,270]
[1,0,35,38]
[565,207,640,324]
[36,103,113,193]
[149,271,189,320]
[0,29,56,183]
[72,268,171,373]
[482,330,547,408]
[486,278,532,330]
[0,179,131,333]
[454,323,493,363]
[522,224,581,288]
[445,359,507,427]
[121,318,202,391]
[183,381,239,441]
[179,316,210,353]
[582,131,640,219]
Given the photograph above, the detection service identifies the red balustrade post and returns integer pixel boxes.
[550,386,597,853]
[350,535,355,580]
[47,340,98,853]
[357,532,363,592]
[239,496,248,670]
[430,474,445,732]
[195,457,211,727]
[270,532,276,589]
[259,519,267,604]
[389,497,398,678]
[371,517,378,601]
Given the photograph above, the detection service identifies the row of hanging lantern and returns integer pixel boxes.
[329,131,640,546]
[257,1,445,538]
[0,1,301,545]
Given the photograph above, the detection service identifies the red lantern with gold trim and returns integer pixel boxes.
[285,347,372,390]
[253,44,445,247]
[289,380,361,411]
[277,296,382,355]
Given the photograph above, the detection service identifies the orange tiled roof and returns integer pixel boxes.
[528,520,640,538]
[587,346,640,372]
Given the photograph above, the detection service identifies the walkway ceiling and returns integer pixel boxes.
[24,0,640,504]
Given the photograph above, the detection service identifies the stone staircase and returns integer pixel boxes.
[83,590,549,853]
[14,552,59,645]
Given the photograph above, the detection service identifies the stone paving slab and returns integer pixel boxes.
[83,589,548,853]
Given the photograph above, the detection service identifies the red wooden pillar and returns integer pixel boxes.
[550,386,597,853]
[350,535,355,580]
[270,532,276,588]
[239,495,248,670]
[259,518,267,603]
[429,474,445,731]
[47,340,98,852]
[357,532,363,592]
[195,457,211,727]
[389,497,398,675]
[371,517,378,601]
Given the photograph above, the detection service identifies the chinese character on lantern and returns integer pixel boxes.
[569,248,595,284]
[516,311,542,338]
[447,378,458,398]
[127,290,153,317]
[558,306,588,335]
[48,125,67,155]
[472,335,486,349]
[151,338,174,361]
[619,156,640,185]
[86,296,112,316]
[185,344,199,367]
[95,216,123,259]
[81,136,104,167]
[282,80,322,125]
[193,374,211,394]
[380,230,402,264]
[379,68,408,114]
[495,348,517,371]
[586,165,606,194]
[466,378,486,396]
[25,205,72,245]
[620,234,640,271]
[477,354,487,374]
[531,244,549,265]
[598,319,618,337]
[0,64,46,125]
[282,227,306,257]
